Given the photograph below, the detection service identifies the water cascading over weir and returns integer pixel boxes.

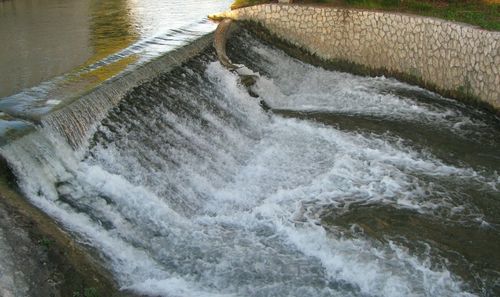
[1,3,500,297]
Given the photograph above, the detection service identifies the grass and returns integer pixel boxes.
[231,0,500,30]
[231,0,270,9]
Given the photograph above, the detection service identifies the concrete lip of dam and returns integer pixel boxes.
[0,3,499,297]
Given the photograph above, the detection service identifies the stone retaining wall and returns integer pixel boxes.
[215,4,500,110]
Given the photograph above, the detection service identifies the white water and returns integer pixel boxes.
[2,37,498,297]
[247,38,488,135]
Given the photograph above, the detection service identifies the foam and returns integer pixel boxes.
[248,40,487,134]
[2,39,496,296]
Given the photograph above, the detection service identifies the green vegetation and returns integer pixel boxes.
[231,0,500,30]
[38,237,54,250]
[231,0,270,9]
[72,287,99,297]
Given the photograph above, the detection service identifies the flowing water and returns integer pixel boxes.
[1,32,499,297]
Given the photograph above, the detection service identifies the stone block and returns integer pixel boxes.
[231,4,500,110]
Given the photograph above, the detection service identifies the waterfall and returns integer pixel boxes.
[42,34,214,149]
[1,30,499,297]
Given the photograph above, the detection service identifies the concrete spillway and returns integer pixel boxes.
[1,28,500,296]
[1,0,500,291]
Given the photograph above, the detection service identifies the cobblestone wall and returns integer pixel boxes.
[214,4,500,110]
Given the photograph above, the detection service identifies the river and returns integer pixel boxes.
[1,29,499,296]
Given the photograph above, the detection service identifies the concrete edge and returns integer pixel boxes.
[213,4,500,115]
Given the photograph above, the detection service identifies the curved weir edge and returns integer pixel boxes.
[214,19,240,69]
[211,4,500,115]
[42,33,215,149]
[0,33,215,297]
[0,33,215,150]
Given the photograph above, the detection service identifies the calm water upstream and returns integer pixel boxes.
[0,0,231,103]
[1,31,499,297]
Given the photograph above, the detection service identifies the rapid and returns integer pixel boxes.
[1,32,499,297]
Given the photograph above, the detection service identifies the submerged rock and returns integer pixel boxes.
[239,74,258,88]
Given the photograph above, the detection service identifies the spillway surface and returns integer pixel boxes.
[1,33,499,297]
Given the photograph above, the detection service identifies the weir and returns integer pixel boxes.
[42,34,215,148]
[0,5,500,297]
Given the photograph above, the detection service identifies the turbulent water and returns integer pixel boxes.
[1,33,499,297]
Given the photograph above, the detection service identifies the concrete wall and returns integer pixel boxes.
[215,4,500,110]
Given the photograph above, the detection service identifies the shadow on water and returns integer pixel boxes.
[273,107,500,295]
[273,110,500,173]
[321,204,500,296]
[222,29,500,296]
[275,106,500,295]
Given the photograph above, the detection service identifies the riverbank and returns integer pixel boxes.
[0,158,118,297]
[230,0,499,31]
